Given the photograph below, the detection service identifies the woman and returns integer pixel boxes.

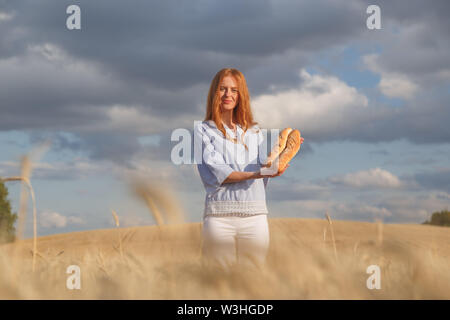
[194,68,299,270]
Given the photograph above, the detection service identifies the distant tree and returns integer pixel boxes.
[422,209,450,227]
[0,181,18,243]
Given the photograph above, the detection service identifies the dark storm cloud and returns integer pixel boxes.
[413,168,450,193]
[0,0,366,163]
[369,149,389,156]
[0,0,366,131]
[0,0,363,90]
[339,90,450,144]
[360,0,450,78]
[1,0,449,164]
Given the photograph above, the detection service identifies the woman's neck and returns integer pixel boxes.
[221,110,235,129]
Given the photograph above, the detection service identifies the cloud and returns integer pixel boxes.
[0,159,110,180]
[329,202,392,220]
[253,68,369,130]
[370,7,450,85]
[39,211,84,228]
[375,192,448,223]
[103,105,174,135]
[435,191,450,202]
[413,168,450,193]
[2,0,366,73]
[378,73,418,100]
[0,43,126,131]
[0,0,367,135]
[269,198,393,221]
[252,65,450,145]
[0,0,449,165]
[0,0,449,181]
[369,149,390,156]
[363,54,418,99]
[327,168,403,189]
[0,11,14,22]
[269,190,448,223]
[266,180,331,201]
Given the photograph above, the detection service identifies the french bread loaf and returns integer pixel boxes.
[277,129,301,172]
[263,127,293,168]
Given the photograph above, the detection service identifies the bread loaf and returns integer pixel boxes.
[263,127,292,168]
[277,129,301,172]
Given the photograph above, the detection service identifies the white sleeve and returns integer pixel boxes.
[194,123,234,188]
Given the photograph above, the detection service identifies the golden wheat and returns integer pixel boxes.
[1,160,38,272]
[2,143,50,272]
[0,218,449,299]
[111,210,124,260]
[1,150,449,299]
[325,211,338,262]
[129,176,184,225]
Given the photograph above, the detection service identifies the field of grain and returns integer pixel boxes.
[1,217,449,299]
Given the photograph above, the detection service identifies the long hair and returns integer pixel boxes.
[204,68,258,149]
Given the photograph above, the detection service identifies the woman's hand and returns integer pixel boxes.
[268,164,290,178]
[224,164,291,184]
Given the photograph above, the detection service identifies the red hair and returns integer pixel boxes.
[204,68,258,148]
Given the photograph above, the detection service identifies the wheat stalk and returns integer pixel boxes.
[130,178,184,226]
[146,197,165,226]
[29,249,48,263]
[325,211,338,262]
[96,249,110,277]
[16,156,32,241]
[353,240,360,257]
[111,209,124,260]
[111,209,120,227]
[1,159,38,272]
[2,143,50,273]
[375,218,383,247]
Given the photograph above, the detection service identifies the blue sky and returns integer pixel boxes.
[1,0,449,237]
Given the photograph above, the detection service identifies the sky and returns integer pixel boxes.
[0,0,449,237]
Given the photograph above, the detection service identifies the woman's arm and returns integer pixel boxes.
[222,164,289,184]
[222,171,262,184]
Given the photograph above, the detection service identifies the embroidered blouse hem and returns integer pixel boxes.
[204,200,268,217]
[204,212,268,218]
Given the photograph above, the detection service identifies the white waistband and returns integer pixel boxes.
[205,212,268,218]
[204,200,268,216]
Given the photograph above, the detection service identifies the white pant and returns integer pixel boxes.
[201,214,269,269]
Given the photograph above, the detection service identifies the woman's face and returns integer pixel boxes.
[218,76,239,112]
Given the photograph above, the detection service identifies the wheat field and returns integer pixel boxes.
[0,217,449,300]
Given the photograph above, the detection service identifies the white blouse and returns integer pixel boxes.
[194,120,270,218]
